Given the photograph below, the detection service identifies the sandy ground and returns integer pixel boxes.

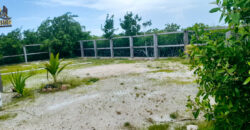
[0,60,198,130]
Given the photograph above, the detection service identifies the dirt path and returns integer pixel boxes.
[0,61,198,130]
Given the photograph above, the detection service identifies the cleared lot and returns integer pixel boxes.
[0,58,198,129]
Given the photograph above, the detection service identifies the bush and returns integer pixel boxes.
[9,71,33,96]
[43,53,70,83]
[186,0,250,129]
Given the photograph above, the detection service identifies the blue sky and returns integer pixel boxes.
[0,0,225,36]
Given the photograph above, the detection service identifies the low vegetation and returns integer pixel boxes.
[186,0,250,129]
[43,53,70,83]
[170,111,179,119]
[9,71,33,96]
[0,113,18,121]
[148,123,170,130]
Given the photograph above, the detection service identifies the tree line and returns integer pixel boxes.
[0,11,223,64]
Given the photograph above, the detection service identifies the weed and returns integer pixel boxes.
[124,122,131,127]
[170,111,179,119]
[136,93,140,98]
[0,113,17,121]
[149,69,175,73]
[148,123,170,130]
[120,82,124,85]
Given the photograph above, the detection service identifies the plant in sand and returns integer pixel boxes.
[43,53,70,83]
[9,71,33,96]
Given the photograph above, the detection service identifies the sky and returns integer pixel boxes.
[0,0,225,36]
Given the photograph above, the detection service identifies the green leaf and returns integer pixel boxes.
[231,13,240,24]
[243,77,250,85]
[217,69,225,73]
[193,109,200,119]
[235,88,240,96]
[209,8,220,13]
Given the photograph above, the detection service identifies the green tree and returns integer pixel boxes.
[120,12,142,36]
[101,14,116,39]
[0,28,23,64]
[164,23,180,32]
[23,29,39,45]
[37,12,90,57]
[187,0,250,129]
[142,20,152,33]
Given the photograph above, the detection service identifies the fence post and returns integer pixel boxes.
[153,34,158,59]
[110,39,114,58]
[93,40,97,58]
[23,46,28,63]
[183,30,189,53]
[80,41,84,57]
[0,73,3,92]
[129,36,134,58]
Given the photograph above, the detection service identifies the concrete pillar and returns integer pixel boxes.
[80,41,84,57]
[129,36,134,58]
[153,34,158,59]
[93,40,97,58]
[0,73,3,92]
[183,30,189,53]
[110,39,114,58]
[23,46,28,63]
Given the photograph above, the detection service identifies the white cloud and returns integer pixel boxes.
[34,0,198,14]
[31,0,221,36]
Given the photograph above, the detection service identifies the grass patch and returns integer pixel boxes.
[170,111,179,119]
[155,57,190,65]
[149,69,175,73]
[40,77,100,93]
[0,113,18,121]
[148,123,170,130]
[156,78,194,86]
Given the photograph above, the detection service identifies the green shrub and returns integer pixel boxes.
[9,71,33,96]
[170,111,179,119]
[43,53,70,83]
[148,123,170,130]
[186,0,250,129]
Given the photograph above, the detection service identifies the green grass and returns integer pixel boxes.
[155,57,190,65]
[156,78,194,86]
[149,69,175,73]
[170,111,179,119]
[148,123,170,130]
[0,113,18,121]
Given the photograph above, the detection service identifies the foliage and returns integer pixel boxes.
[187,0,250,129]
[0,28,24,64]
[43,53,70,83]
[0,113,17,121]
[37,12,90,57]
[148,123,170,130]
[101,14,116,39]
[165,23,180,32]
[120,12,142,36]
[9,71,33,96]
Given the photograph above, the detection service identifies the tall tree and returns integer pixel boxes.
[120,12,142,36]
[164,23,180,32]
[142,20,152,33]
[37,12,90,57]
[101,14,116,39]
[23,29,39,45]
